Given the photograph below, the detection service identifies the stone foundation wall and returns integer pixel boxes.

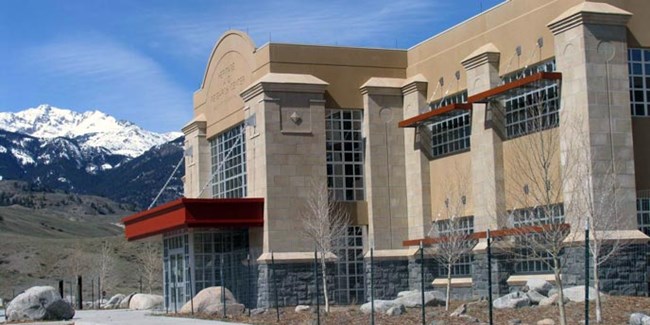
[564,244,649,296]
[256,262,334,308]
[364,259,410,301]
[472,252,514,299]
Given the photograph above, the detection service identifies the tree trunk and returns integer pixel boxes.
[320,254,329,313]
[446,264,452,311]
[553,257,567,325]
[593,262,602,323]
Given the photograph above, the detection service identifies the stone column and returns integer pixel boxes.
[360,79,408,250]
[461,44,506,231]
[548,3,636,231]
[401,75,433,240]
[182,115,210,198]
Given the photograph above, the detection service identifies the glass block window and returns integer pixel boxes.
[210,123,246,198]
[510,204,565,274]
[333,226,365,304]
[503,60,560,139]
[430,91,468,110]
[192,230,248,298]
[430,112,471,158]
[637,197,650,236]
[326,109,364,201]
[628,48,650,116]
[436,216,474,277]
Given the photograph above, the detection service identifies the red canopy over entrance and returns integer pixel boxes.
[122,198,264,241]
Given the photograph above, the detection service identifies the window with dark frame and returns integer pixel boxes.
[510,204,565,274]
[326,109,364,201]
[637,197,650,236]
[436,216,474,277]
[210,123,247,198]
[428,91,471,158]
[629,48,650,116]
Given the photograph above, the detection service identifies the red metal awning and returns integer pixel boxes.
[397,72,562,128]
[398,103,472,128]
[467,72,562,103]
[122,197,264,241]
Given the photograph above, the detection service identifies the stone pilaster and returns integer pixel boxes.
[241,73,329,255]
[182,115,210,198]
[401,75,433,240]
[360,79,408,250]
[462,44,506,231]
[548,3,637,231]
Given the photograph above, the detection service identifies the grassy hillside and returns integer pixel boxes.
[0,181,161,301]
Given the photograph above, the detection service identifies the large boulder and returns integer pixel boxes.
[562,286,602,302]
[525,279,553,296]
[179,287,244,316]
[394,290,446,307]
[360,300,396,314]
[6,286,75,321]
[538,293,568,306]
[526,290,547,304]
[129,294,163,310]
[104,294,125,309]
[630,313,650,325]
[119,292,137,309]
[493,291,530,309]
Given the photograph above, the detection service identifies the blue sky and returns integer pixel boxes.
[0,0,503,133]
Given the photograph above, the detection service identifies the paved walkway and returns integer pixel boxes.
[1,309,250,325]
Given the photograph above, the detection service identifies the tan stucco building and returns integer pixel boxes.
[125,0,650,308]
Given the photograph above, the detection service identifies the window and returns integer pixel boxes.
[503,60,560,139]
[333,226,365,304]
[436,216,474,277]
[637,197,650,236]
[193,230,249,298]
[428,91,471,158]
[326,109,364,201]
[510,204,565,274]
[629,48,650,116]
[210,123,246,198]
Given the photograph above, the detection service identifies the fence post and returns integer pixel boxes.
[188,266,194,315]
[314,247,320,325]
[172,266,177,314]
[370,246,375,325]
[220,254,226,319]
[97,277,101,308]
[77,276,83,310]
[58,280,64,300]
[272,251,280,322]
[91,279,94,309]
[420,241,425,325]
[139,276,143,294]
[585,220,590,325]
[247,253,252,317]
[487,228,493,325]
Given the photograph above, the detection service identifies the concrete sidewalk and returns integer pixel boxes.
[1,309,250,325]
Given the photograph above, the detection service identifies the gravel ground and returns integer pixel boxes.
[169,295,650,325]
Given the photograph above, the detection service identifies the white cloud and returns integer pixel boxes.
[23,34,190,132]
[150,0,447,59]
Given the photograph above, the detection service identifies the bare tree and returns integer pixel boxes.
[134,240,162,294]
[301,179,349,313]
[94,240,116,300]
[65,240,90,278]
[501,95,578,325]
[428,168,475,311]
[573,144,627,323]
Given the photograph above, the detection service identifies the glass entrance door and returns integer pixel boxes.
[169,251,186,309]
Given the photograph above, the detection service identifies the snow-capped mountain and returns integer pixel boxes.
[0,104,182,157]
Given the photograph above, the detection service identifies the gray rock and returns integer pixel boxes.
[562,286,602,302]
[537,319,555,325]
[118,292,137,309]
[394,290,446,307]
[526,290,547,304]
[450,303,466,317]
[295,305,311,312]
[538,293,568,306]
[179,287,243,315]
[548,288,558,297]
[360,300,396,314]
[508,319,522,325]
[493,291,530,309]
[6,286,74,321]
[128,294,163,310]
[104,294,125,309]
[386,304,406,316]
[44,299,75,320]
[251,308,266,315]
[525,279,553,296]
[630,313,650,325]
